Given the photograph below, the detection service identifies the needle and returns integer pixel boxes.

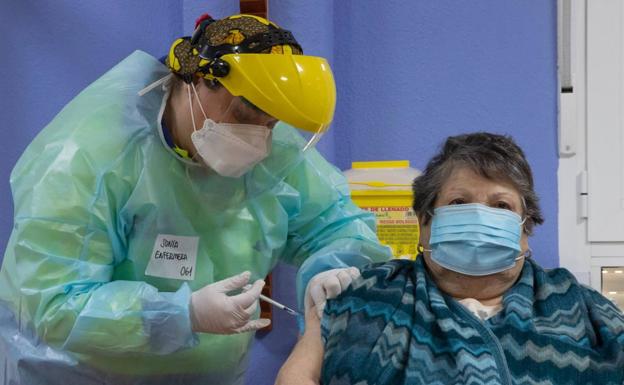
[259,293,300,316]
[243,284,300,316]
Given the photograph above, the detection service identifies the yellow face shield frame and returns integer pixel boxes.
[216,53,336,136]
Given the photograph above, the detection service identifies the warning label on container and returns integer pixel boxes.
[362,206,419,259]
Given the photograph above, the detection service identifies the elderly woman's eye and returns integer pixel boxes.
[496,201,512,210]
[449,198,466,205]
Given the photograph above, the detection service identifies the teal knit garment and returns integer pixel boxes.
[321,257,624,385]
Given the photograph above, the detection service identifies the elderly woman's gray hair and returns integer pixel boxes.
[412,132,544,234]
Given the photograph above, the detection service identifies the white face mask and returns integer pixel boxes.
[187,84,272,178]
[191,119,271,177]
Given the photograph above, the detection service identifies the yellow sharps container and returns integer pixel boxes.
[344,161,421,260]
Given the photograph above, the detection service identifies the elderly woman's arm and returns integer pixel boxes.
[275,308,324,385]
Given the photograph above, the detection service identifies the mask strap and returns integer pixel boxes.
[187,84,198,132]
[516,248,532,261]
[525,248,532,258]
[190,82,208,120]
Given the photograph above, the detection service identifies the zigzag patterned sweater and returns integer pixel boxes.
[321,257,624,385]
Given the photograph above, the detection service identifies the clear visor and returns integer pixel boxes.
[212,88,328,152]
[188,82,326,156]
[300,128,326,152]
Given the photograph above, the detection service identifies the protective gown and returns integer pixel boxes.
[0,51,391,385]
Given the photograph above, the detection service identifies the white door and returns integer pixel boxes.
[586,0,624,242]
[559,0,624,309]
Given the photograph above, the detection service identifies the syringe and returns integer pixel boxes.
[243,284,300,316]
[258,294,300,316]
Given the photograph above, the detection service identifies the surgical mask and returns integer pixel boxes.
[425,203,526,276]
[187,83,272,178]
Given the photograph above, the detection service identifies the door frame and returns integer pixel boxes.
[558,0,624,291]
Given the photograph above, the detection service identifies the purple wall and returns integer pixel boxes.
[329,1,559,271]
[1,1,558,385]
[0,0,182,251]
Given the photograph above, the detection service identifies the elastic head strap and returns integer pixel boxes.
[195,23,301,81]
[198,27,301,59]
[166,14,302,84]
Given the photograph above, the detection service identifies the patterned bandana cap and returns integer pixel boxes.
[167,15,302,82]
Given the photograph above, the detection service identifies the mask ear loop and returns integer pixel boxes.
[187,84,198,133]
[419,245,431,254]
[186,84,209,165]
[516,197,533,261]
[517,201,530,262]
[516,248,532,261]
[513,204,530,262]
[416,210,435,256]
[190,82,208,121]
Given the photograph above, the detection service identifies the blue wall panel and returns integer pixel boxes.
[0,0,182,251]
[331,1,559,270]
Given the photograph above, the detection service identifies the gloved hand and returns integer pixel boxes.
[190,271,270,334]
[304,267,361,319]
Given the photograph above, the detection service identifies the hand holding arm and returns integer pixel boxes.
[304,267,360,318]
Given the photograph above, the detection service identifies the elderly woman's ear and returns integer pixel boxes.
[520,233,530,255]
[417,214,431,249]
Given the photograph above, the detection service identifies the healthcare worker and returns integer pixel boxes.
[0,13,391,385]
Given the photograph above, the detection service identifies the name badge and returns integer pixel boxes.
[145,234,199,281]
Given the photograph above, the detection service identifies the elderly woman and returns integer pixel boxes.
[276,132,624,385]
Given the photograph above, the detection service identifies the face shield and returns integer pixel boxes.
[146,14,337,194]
[215,53,336,152]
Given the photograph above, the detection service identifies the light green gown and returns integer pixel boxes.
[0,51,391,384]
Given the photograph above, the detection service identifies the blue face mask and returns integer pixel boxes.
[426,203,525,276]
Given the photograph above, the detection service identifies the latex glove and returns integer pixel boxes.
[304,267,360,319]
[190,271,270,334]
